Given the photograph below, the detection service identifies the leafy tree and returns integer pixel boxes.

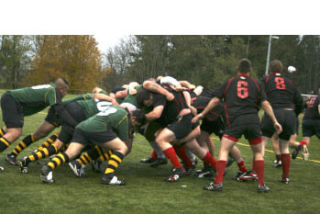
[26,35,103,93]
[0,35,33,88]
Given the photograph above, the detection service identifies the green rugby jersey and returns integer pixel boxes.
[76,99,112,117]
[77,106,130,141]
[121,85,142,107]
[9,84,61,116]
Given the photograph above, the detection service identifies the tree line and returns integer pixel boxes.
[1,35,319,94]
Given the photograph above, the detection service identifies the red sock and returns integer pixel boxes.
[202,152,216,169]
[281,153,290,179]
[254,160,264,185]
[163,147,182,168]
[237,159,247,172]
[151,150,157,159]
[175,146,193,168]
[214,160,227,185]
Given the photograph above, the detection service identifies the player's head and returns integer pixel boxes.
[55,78,70,97]
[136,88,153,107]
[270,59,283,73]
[237,58,252,74]
[131,109,145,126]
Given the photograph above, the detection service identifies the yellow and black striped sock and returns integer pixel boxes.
[104,151,124,175]
[94,146,109,162]
[37,133,58,151]
[77,151,94,166]
[0,128,6,137]
[27,144,58,165]
[11,134,35,156]
[47,152,69,170]
[0,137,12,152]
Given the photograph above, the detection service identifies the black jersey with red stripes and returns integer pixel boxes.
[261,72,303,112]
[304,95,320,120]
[154,84,190,126]
[191,96,224,122]
[214,73,266,125]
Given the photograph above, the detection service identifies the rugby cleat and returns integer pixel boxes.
[101,174,126,185]
[5,154,18,166]
[203,182,223,192]
[69,161,86,177]
[18,157,29,174]
[150,158,167,168]
[196,168,212,178]
[273,160,282,168]
[233,171,246,181]
[40,165,55,184]
[280,177,290,184]
[0,166,4,172]
[257,184,270,193]
[165,167,186,182]
[140,157,156,164]
[239,170,258,181]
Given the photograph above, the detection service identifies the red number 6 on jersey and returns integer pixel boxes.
[237,80,248,99]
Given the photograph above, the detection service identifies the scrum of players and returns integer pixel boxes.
[0,59,319,193]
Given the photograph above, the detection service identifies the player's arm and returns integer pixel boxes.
[143,80,174,101]
[92,93,114,102]
[261,100,282,134]
[145,105,164,121]
[192,97,220,123]
[183,90,197,115]
[179,80,196,90]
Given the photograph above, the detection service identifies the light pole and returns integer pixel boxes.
[265,35,279,76]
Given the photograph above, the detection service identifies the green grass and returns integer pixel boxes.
[0,89,320,214]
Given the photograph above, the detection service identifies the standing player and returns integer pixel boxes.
[296,90,320,159]
[0,78,73,170]
[260,60,303,184]
[193,58,282,192]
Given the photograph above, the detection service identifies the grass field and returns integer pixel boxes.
[0,90,320,214]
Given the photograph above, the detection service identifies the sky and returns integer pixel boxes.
[1,0,319,54]
[94,34,130,53]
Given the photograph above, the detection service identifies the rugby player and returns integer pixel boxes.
[40,106,143,185]
[193,58,282,192]
[0,78,72,170]
[260,60,303,184]
[18,93,114,173]
[137,82,217,182]
[294,90,320,160]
